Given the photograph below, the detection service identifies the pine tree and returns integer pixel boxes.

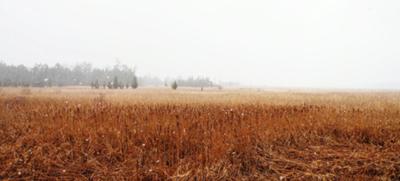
[113,76,119,89]
[131,75,138,89]
[94,80,100,89]
[171,81,178,90]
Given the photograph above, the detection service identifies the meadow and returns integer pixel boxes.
[0,87,400,180]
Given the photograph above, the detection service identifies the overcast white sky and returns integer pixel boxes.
[1,0,400,89]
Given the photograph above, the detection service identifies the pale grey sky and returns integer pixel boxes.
[1,0,400,89]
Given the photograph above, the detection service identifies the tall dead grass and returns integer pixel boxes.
[0,88,399,180]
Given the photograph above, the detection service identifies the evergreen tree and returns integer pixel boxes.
[131,74,138,89]
[112,76,119,89]
[94,80,100,89]
[171,81,178,90]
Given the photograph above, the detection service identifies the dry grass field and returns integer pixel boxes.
[0,87,400,180]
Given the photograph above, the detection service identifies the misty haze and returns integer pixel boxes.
[1,0,400,180]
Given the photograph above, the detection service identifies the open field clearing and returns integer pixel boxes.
[1,87,400,180]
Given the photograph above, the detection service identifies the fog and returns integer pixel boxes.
[1,0,400,89]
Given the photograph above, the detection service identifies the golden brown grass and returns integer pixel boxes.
[0,87,400,180]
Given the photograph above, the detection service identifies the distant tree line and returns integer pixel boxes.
[0,62,215,89]
[175,77,213,88]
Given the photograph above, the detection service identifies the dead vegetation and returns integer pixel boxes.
[19,88,32,95]
[0,88,400,180]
